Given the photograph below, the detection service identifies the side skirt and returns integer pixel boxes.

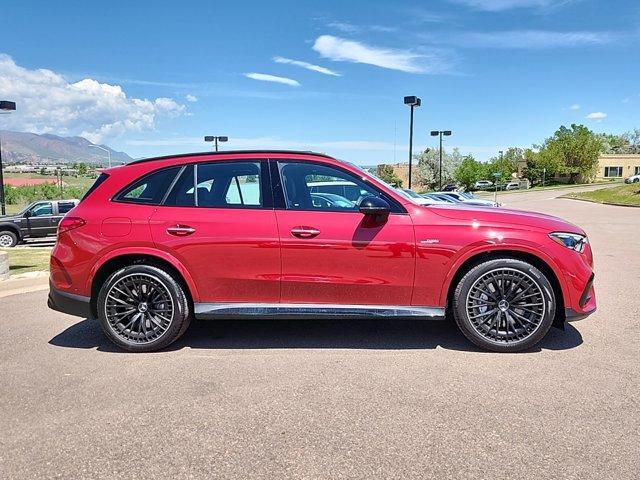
[194,303,446,321]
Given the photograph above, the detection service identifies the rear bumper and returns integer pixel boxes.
[48,282,92,318]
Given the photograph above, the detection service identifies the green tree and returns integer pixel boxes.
[522,147,563,186]
[539,124,602,183]
[453,155,486,190]
[485,148,519,184]
[376,164,403,187]
[77,162,88,175]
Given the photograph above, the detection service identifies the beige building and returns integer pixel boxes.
[596,154,640,180]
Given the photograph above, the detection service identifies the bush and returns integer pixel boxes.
[2,183,89,205]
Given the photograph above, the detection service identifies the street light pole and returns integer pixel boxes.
[0,100,17,216]
[204,136,229,152]
[89,145,112,168]
[403,96,421,189]
[430,130,452,190]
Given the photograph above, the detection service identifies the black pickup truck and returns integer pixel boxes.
[0,199,79,247]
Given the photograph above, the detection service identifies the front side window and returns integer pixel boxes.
[116,167,181,204]
[164,161,262,208]
[635,166,640,175]
[279,162,382,212]
[30,202,53,217]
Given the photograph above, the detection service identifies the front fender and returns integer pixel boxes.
[437,239,570,307]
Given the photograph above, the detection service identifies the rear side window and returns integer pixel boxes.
[58,202,76,214]
[164,161,262,208]
[81,173,109,202]
[115,167,181,205]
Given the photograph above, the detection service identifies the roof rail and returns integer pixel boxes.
[127,150,334,166]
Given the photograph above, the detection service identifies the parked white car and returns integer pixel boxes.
[624,173,640,184]
[397,188,449,205]
[505,181,520,191]
[474,180,493,190]
[437,191,501,207]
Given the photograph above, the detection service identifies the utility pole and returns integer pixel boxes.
[430,130,452,190]
[0,100,17,216]
[403,96,421,189]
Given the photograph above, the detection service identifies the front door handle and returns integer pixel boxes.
[290,226,320,239]
[167,225,196,237]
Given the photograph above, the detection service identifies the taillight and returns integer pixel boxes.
[58,217,86,234]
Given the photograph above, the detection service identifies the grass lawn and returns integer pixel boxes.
[562,183,640,206]
[1,248,51,275]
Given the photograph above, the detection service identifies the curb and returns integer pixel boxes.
[0,270,49,299]
[560,196,640,208]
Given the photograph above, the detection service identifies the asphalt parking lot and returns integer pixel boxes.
[1,186,638,479]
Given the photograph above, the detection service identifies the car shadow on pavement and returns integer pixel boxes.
[49,317,583,353]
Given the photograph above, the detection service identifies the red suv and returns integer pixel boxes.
[48,151,596,352]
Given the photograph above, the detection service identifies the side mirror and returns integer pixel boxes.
[24,210,31,218]
[359,196,390,217]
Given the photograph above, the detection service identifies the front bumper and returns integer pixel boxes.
[48,282,92,318]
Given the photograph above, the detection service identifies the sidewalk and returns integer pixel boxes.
[0,271,49,299]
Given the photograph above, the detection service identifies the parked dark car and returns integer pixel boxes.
[0,199,79,247]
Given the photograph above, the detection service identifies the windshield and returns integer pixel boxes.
[402,189,422,199]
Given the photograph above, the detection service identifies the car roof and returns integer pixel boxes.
[127,150,334,166]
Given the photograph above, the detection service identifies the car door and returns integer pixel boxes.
[148,160,280,303]
[273,159,415,306]
[25,202,54,237]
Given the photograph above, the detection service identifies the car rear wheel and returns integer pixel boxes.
[453,258,556,352]
[97,264,191,352]
[0,230,18,248]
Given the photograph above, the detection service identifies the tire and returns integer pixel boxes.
[0,230,18,248]
[634,178,639,183]
[97,264,191,352]
[452,258,556,353]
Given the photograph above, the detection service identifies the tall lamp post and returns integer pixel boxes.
[204,135,228,152]
[89,144,112,168]
[0,100,17,216]
[403,96,421,189]
[430,130,452,190]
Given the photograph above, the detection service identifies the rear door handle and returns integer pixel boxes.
[167,225,196,237]
[290,226,320,239]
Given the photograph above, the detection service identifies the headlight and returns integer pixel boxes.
[549,232,588,253]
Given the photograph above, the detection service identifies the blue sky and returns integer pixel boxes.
[1,0,638,163]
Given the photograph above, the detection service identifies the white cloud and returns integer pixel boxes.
[0,53,186,143]
[273,56,341,76]
[326,21,397,34]
[449,0,576,11]
[244,73,300,86]
[312,35,451,73]
[438,30,614,49]
[186,94,198,102]
[586,112,607,120]
[570,104,580,110]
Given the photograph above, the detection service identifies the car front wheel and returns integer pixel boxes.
[97,264,191,352]
[453,258,556,352]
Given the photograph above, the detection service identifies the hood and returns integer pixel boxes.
[430,205,584,234]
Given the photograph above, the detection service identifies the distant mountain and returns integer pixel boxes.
[0,130,134,165]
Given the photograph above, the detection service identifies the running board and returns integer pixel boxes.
[194,303,446,320]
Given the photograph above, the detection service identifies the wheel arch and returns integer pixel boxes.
[88,250,199,318]
[0,223,22,241]
[442,248,567,329]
